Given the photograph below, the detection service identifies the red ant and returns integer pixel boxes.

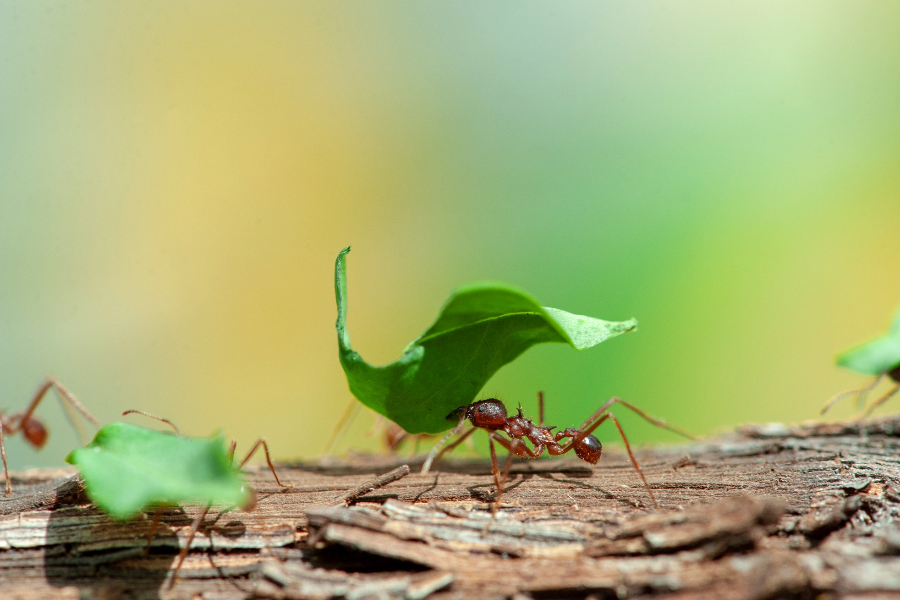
[422,393,694,510]
[1,376,99,496]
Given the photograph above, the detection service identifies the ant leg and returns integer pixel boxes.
[490,433,518,504]
[488,435,503,513]
[1,424,10,496]
[238,438,291,488]
[323,400,361,453]
[605,412,659,509]
[576,397,695,441]
[47,377,99,425]
[538,391,545,427]
[421,410,468,475]
[226,440,237,463]
[821,374,884,415]
[562,411,659,509]
[8,377,98,448]
[17,377,99,434]
[122,410,180,433]
[490,432,544,459]
[863,383,900,418]
[145,506,164,555]
[428,425,476,469]
[169,503,211,588]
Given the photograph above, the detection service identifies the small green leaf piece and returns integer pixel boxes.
[836,308,900,376]
[65,422,250,521]
[335,247,638,434]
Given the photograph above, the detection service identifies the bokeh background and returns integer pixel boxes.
[2,1,900,469]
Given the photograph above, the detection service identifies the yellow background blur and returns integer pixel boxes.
[2,2,900,468]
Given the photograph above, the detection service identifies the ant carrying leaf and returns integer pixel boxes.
[423,392,695,510]
[334,246,637,436]
[65,410,290,585]
[1,376,98,495]
[822,308,900,417]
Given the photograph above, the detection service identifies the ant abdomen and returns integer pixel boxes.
[573,434,602,464]
[20,416,48,449]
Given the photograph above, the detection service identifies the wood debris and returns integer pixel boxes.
[1,418,900,598]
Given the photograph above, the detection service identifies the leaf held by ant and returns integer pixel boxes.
[836,308,900,378]
[334,247,638,435]
[65,422,250,521]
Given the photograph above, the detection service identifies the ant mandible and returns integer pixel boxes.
[1,376,99,496]
[422,393,694,510]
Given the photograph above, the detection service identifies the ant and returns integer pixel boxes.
[422,393,694,510]
[1,376,98,496]
[121,410,291,586]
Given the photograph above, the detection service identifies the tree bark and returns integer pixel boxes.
[2,417,900,599]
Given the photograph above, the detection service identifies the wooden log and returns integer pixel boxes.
[1,416,900,599]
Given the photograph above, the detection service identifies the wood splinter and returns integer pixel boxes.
[333,465,411,506]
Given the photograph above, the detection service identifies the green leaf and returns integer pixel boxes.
[65,422,250,521]
[836,308,900,376]
[335,247,638,434]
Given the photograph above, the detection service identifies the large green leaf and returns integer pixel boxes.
[335,247,638,434]
[66,422,250,521]
[836,308,900,376]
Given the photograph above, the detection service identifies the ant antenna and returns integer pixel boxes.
[122,410,180,434]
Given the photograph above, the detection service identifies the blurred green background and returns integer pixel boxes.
[2,2,900,469]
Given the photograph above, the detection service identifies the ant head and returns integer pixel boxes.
[21,416,48,449]
[465,399,509,430]
[447,399,509,429]
[889,364,900,384]
[573,434,602,464]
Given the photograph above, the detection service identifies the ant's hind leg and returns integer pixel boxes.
[578,397,695,441]
[238,438,291,488]
[573,412,659,510]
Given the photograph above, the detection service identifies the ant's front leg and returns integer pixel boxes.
[487,433,544,510]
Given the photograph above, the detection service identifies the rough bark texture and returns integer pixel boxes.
[2,417,900,599]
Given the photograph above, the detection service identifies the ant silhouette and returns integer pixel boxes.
[1,376,98,496]
[422,393,694,510]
